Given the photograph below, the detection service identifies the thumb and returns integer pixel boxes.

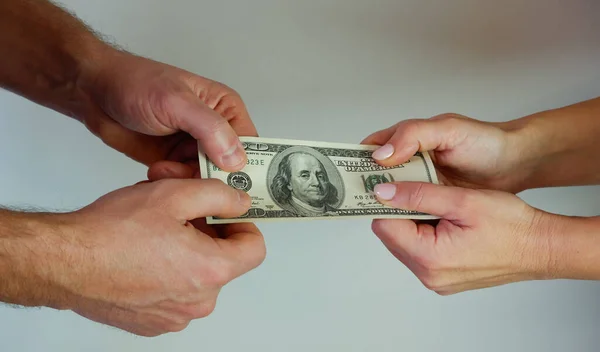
[365,116,464,167]
[374,181,474,222]
[173,93,247,171]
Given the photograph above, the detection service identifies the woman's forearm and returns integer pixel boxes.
[545,214,600,281]
[505,97,600,190]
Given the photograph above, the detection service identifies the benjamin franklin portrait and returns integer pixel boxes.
[268,146,344,217]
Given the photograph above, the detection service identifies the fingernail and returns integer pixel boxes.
[374,183,397,200]
[372,144,394,160]
[220,142,245,168]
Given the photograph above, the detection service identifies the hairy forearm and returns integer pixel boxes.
[544,214,600,281]
[505,97,600,190]
[0,209,73,309]
[0,0,111,118]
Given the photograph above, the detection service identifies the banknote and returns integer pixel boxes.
[198,137,439,224]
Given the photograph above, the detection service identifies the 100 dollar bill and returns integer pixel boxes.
[198,137,439,224]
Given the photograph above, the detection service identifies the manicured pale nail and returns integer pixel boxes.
[372,144,394,160]
[220,142,245,168]
[374,183,396,200]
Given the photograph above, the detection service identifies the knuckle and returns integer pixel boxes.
[433,112,458,120]
[210,184,239,208]
[371,220,388,238]
[248,241,267,269]
[161,178,234,211]
[202,258,233,287]
[154,313,192,334]
[152,179,189,209]
[82,112,103,136]
[157,90,176,112]
[144,179,176,210]
[137,330,162,337]
[370,220,384,234]
[204,116,229,135]
[443,114,463,123]
[199,178,228,196]
[202,82,244,114]
[434,290,453,296]
[453,189,477,213]
[431,112,469,123]
[407,183,426,210]
[222,85,242,100]
[415,253,438,271]
[189,300,218,319]
[438,117,460,131]
[149,177,178,193]
[148,87,169,111]
[195,179,241,212]
[226,85,241,97]
[440,115,469,132]
[166,321,190,333]
[417,265,457,295]
[211,80,239,95]
[202,177,226,189]
[387,119,428,151]
[371,220,403,248]
[414,257,447,291]
[394,119,420,137]
[419,271,442,291]
[151,87,186,121]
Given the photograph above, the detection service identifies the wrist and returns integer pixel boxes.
[488,119,537,193]
[496,111,556,193]
[0,211,78,310]
[66,37,119,121]
[496,100,600,191]
[521,210,565,280]
[545,215,600,281]
[72,46,130,129]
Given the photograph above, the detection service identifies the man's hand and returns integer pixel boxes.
[0,0,257,178]
[362,114,527,193]
[69,179,265,336]
[1,179,266,337]
[371,181,561,295]
[78,50,256,179]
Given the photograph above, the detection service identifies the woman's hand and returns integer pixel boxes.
[363,114,528,193]
[371,181,561,295]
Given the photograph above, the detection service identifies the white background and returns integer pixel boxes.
[1,0,600,351]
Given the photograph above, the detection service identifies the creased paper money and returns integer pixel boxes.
[198,137,439,224]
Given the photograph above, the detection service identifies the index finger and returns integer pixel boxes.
[216,93,258,137]
[361,122,399,145]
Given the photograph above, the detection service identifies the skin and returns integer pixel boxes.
[1,179,265,336]
[80,51,257,178]
[287,154,329,207]
[365,114,523,192]
[1,0,598,335]
[0,0,255,177]
[0,0,265,336]
[363,101,600,295]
